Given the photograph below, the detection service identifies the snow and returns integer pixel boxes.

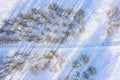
[0,0,120,80]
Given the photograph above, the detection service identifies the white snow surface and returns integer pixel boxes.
[0,0,120,80]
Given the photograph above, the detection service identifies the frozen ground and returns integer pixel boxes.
[0,0,120,80]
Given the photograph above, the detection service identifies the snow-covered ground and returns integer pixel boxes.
[0,0,120,80]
